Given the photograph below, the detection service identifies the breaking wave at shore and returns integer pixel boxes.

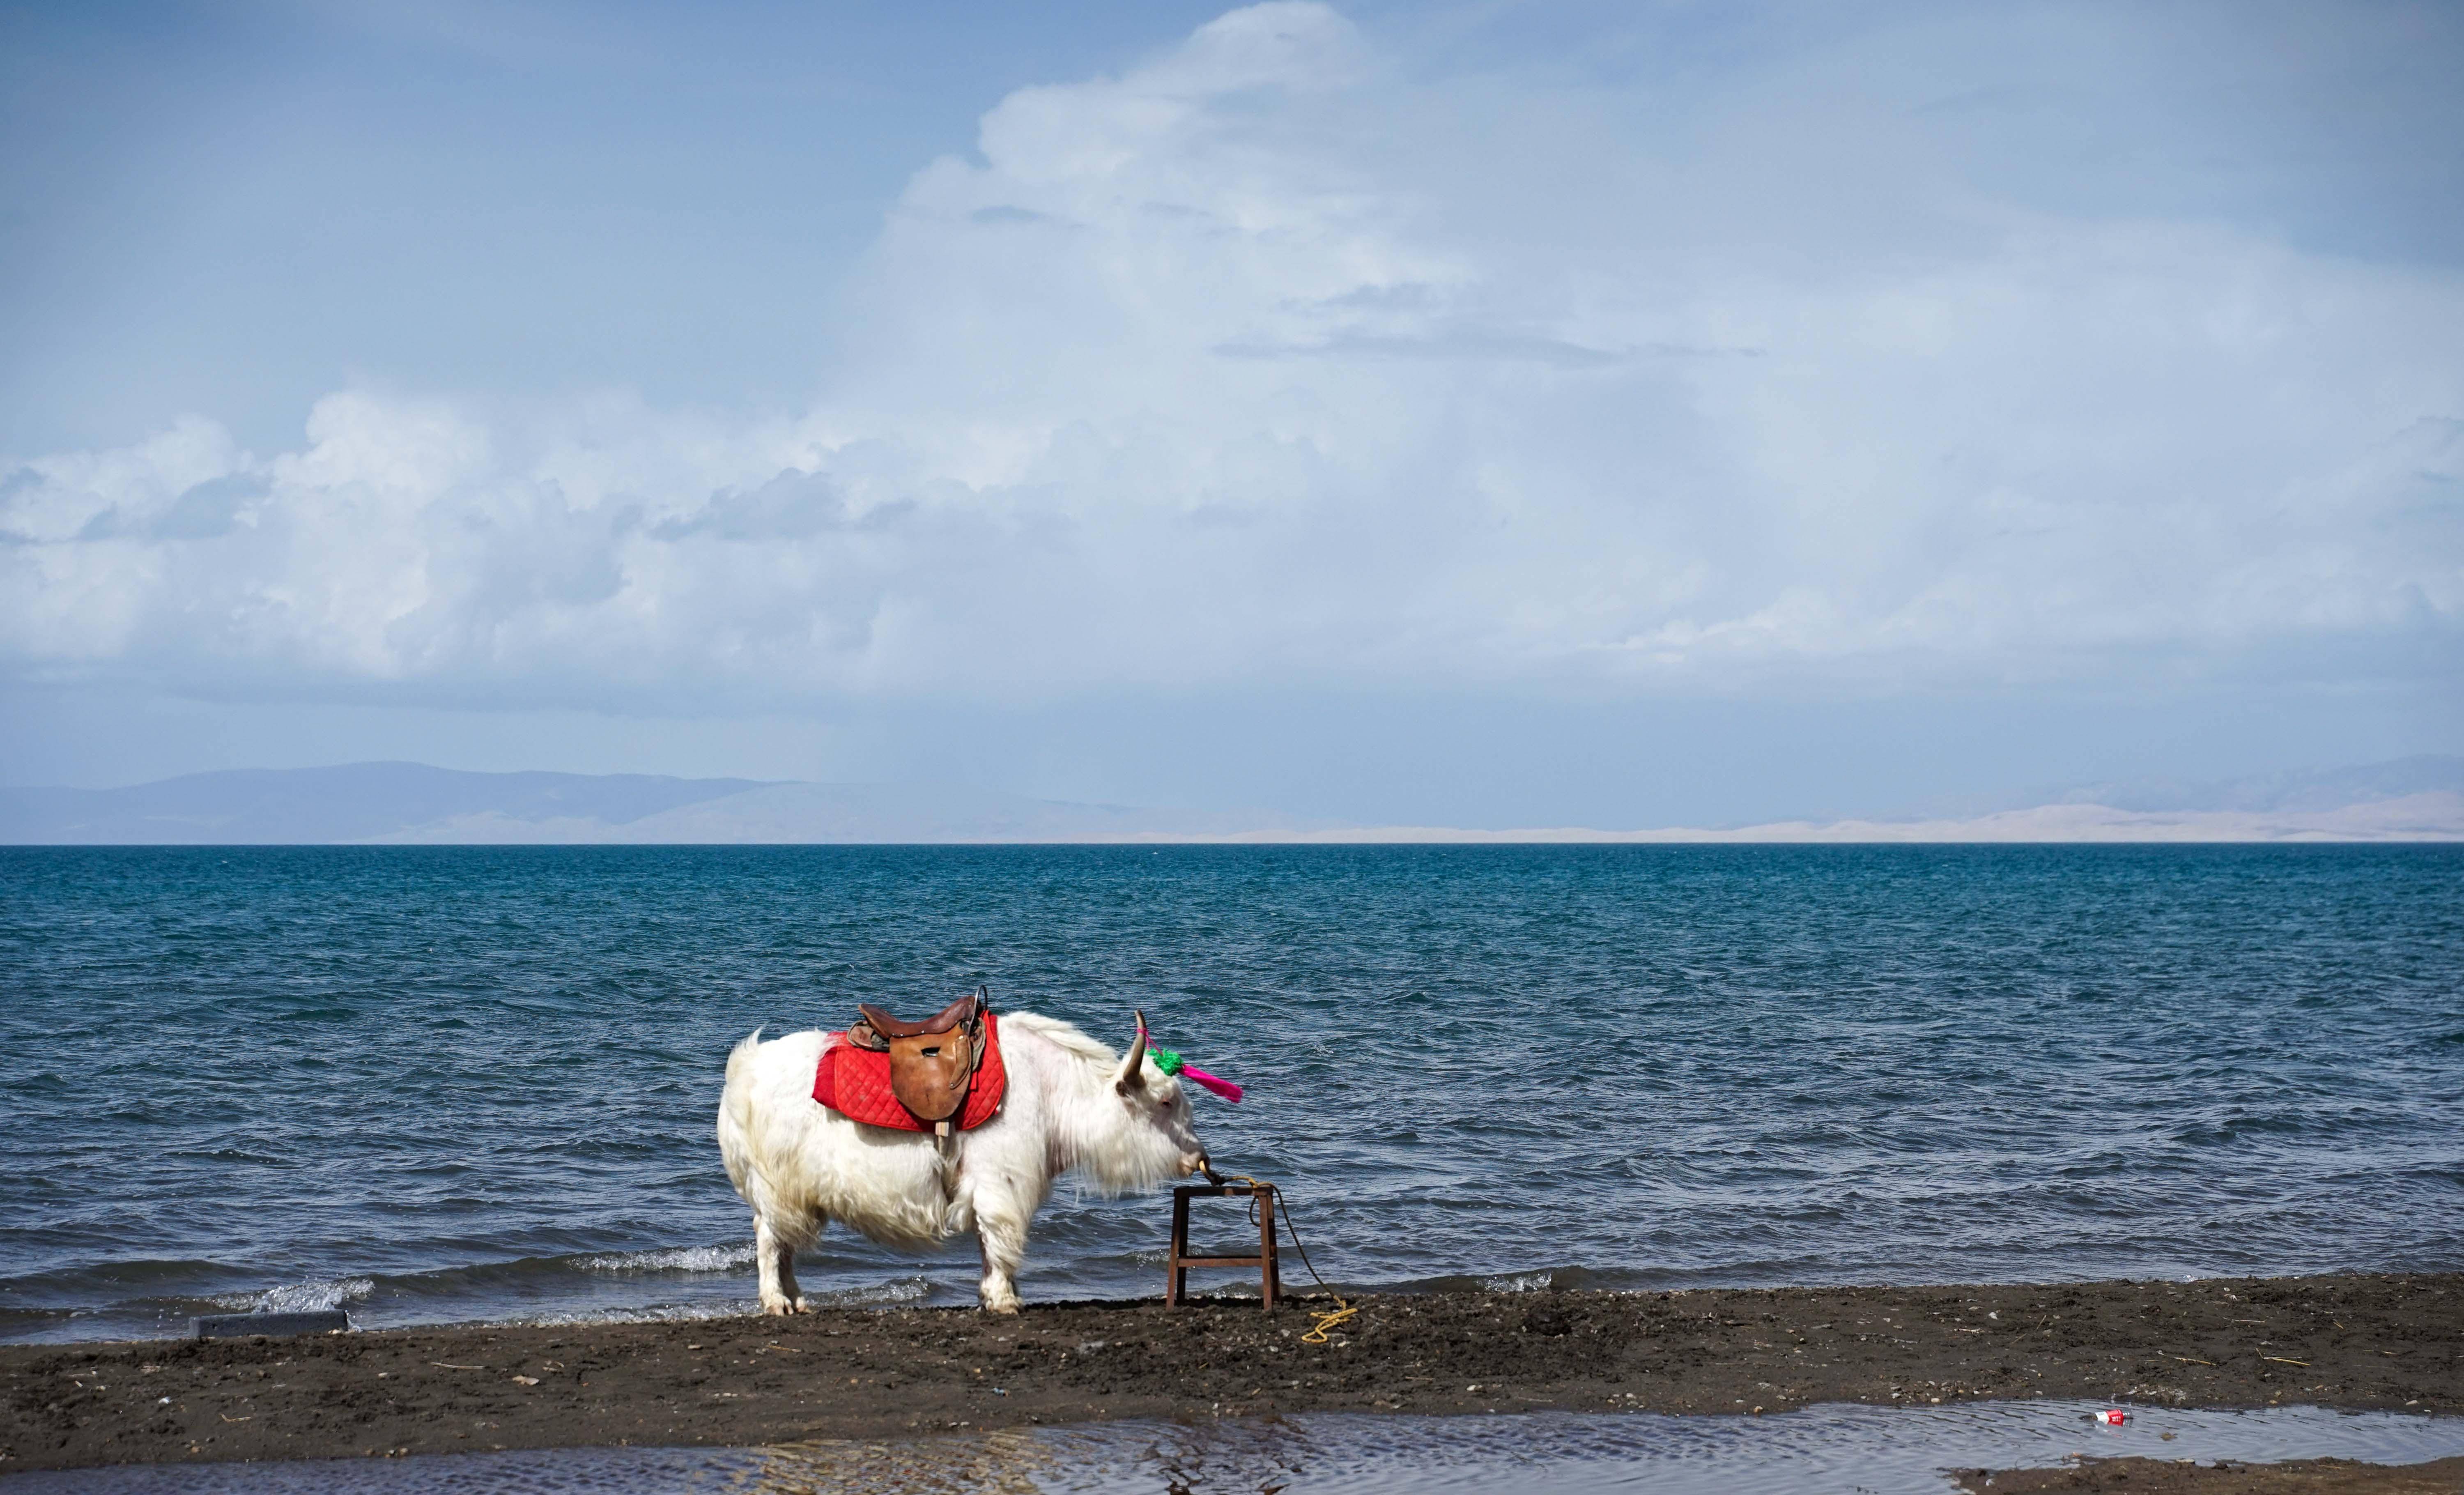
[208,1277,373,1315]
[572,1244,754,1274]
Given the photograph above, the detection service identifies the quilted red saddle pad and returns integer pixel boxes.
[812,1010,1007,1133]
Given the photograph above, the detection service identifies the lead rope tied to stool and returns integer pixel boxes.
[1217,1173,1357,1344]
[1140,1014,1356,1343]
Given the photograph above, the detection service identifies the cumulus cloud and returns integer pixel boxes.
[3,2,2458,708]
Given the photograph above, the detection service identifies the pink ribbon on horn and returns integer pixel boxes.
[1175,1063,1243,1104]
[1138,1013,1245,1103]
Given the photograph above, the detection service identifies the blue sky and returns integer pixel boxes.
[2,0,2459,824]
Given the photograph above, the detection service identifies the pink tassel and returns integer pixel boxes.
[1179,1063,1243,1104]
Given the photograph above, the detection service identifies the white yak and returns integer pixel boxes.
[717,1012,1213,1313]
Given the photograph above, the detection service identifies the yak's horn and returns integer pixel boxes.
[1115,1010,1150,1090]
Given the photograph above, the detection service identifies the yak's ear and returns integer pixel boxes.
[1114,1010,1149,1095]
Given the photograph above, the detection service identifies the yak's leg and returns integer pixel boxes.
[974,1192,1029,1315]
[756,1213,809,1315]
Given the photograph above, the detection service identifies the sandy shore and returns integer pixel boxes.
[2,1273,2456,1478]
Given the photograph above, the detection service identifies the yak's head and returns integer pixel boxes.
[1092,1012,1214,1191]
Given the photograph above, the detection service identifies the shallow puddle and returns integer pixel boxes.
[8,1401,2463,1495]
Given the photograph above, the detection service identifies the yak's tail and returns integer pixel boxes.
[726,1026,766,1087]
[715,1028,767,1196]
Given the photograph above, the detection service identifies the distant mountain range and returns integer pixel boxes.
[0,763,1336,845]
[0,757,2458,844]
[2027,755,2464,815]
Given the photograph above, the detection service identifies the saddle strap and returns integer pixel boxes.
[947,1000,988,1086]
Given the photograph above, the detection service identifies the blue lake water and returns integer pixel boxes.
[2,845,2460,1342]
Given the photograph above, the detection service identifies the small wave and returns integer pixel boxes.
[519,1300,761,1328]
[508,1276,935,1328]
[210,1277,374,1315]
[575,1243,755,1274]
[826,1276,933,1307]
[1386,1265,1623,1296]
[1482,1270,1561,1293]
[1482,1267,1610,1293]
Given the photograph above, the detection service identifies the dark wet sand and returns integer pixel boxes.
[1953,1455,2464,1493]
[3,1273,2457,1476]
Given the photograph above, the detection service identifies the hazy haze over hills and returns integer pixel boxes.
[2036,757,2464,814]
[2,759,2457,845]
[0,764,1334,845]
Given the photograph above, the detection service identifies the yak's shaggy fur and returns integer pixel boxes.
[717,1011,1211,1313]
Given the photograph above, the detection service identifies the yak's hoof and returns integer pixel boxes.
[981,1299,1021,1316]
[763,1299,802,1316]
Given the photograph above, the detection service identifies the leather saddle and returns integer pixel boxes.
[845,988,988,1129]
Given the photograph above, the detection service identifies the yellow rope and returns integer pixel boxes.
[1300,1298,1358,1345]
[1218,1174,1356,1345]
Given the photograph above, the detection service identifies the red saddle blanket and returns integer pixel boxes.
[812,1011,1007,1132]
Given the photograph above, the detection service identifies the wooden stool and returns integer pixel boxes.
[1165,1181,1280,1311]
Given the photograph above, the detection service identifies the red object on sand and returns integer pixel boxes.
[813,1011,1007,1132]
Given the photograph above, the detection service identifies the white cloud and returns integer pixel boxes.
[3,2,2459,708]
